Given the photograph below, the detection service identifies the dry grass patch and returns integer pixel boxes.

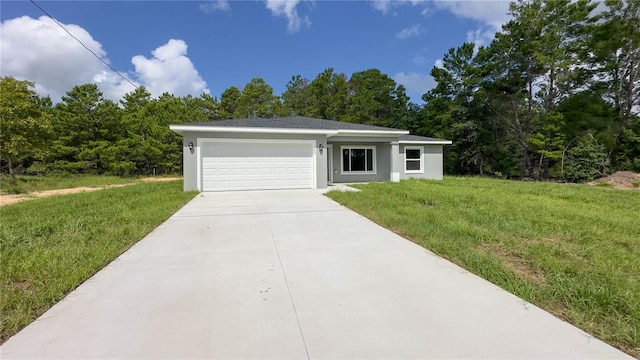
[477,242,546,285]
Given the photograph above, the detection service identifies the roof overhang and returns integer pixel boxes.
[399,140,453,145]
[329,129,409,137]
[169,125,408,137]
[169,125,338,136]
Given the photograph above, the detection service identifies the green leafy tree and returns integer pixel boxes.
[612,124,640,172]
[49,83,120,173]
[395,100,421,134]
[153,93,211,171]
[564,135,607,182]
[220,87,241,119]
[557,92,616,143]
[183,93,221,122]
[480,0,596,178]
[307,68,349,121]
[529,111,566,176]
[589,0,640,167]
[0,76,51,182]
[344,68,408,127]
[282,75,312,116]
[118,86,166,175]
[421,43,494,174]
[528,0,595,178]
[234,78,285,118]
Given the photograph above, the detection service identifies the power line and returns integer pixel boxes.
[29,0,138,89]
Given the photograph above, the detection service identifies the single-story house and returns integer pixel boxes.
[169,116,452,192]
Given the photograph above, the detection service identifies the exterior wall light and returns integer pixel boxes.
[319,143,324,155]
[188,142,194,154]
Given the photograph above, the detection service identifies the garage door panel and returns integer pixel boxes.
[246,167,260,176]
[201,141,313,191]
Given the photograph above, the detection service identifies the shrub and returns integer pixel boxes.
[565,136,607,183]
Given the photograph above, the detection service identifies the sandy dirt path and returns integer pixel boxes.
[0,178,181,207]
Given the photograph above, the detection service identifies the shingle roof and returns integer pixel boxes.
[173,116,451,143]
[399,134,451,143]
[184,116,405,132]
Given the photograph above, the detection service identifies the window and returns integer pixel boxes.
[341,146,376,174]
[405,146,423,173]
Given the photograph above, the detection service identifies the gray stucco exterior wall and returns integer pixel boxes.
[182,136,197,191]
[181,132,327,191]
[399,144,445,180]
[328,141,391,183]
[177,129,447,191]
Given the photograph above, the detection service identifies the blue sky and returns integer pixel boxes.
[0,1,512,103]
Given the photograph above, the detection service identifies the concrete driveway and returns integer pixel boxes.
[1,189,632,359]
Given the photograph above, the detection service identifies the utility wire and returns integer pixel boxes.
[29,0,138,89]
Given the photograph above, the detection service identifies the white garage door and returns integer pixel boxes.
[200,141,314,191]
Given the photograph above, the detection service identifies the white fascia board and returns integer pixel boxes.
[169,125,337,136]
[330,129,409,137]
[169,124,408,137]
[399,140,453,145]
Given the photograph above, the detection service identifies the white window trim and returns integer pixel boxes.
[404,146,424,174]
[340,145,377,175]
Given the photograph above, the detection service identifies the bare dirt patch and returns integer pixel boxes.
[478,242,546,284]
[589,171,640,190]
[0,177,182,207]
[0,184,131,207]
[139,177,182,182]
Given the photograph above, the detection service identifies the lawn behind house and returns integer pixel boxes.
[327,177,640,357]
[0,180,196,343]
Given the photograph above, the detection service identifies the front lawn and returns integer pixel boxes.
[327,177,640,357]
[0,180,196,342]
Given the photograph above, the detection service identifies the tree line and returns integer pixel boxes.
[1,0,638,183]
[421,0,639,181]
[0,68,410,181]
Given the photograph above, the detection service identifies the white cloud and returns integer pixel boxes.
[466,28,497,49]
[264,0,310,33]
[396,24,421,39]
[373,0,509,25]
[411,55,427,65]
[371,0,394,14]
[374,0,511,51]
[433,0,511,49]
[131,39,209,98]
[393,71,436,101]
[370,0,429,15]
[0,16,209,102]
[0,15,136,102]
[432,0,510,29]
[434,59,444,69]
[92,70,140,103]
[199,0,230,13]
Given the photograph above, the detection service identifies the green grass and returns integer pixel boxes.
[593,180,614,187]
[327,177,640,357]
[0,181,196,342]
[0,175,139,194]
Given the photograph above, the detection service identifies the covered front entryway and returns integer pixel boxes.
[199,140,315,191]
